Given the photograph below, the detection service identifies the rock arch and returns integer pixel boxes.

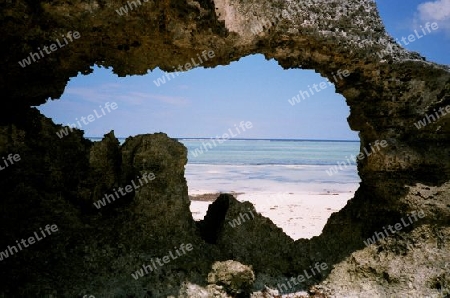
[1,0,449,296]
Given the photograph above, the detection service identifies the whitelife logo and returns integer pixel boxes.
[93,172,155,209]
[326,140,388,176]
[228,209,255,228]
[414,105,450,129]
[0,153,21,171]
[363,210,425,247]
[56,102,118,139]
[246,1,304,35]
[0,224,59,261]
[18,31,81,68]
[277,262,328,294]
[288,69,350,106]
[189,121,253,158]
[131,243,193,280]
[376,22,439,59]
[116,0,150,16]
[153,50,216,87]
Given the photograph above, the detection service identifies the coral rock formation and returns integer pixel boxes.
[0,0,449,296]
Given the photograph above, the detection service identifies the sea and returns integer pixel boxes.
[89,137,360,235]
[178,139,360,195]
[89,137,361,195]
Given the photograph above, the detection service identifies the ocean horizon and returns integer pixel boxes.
[88,136,360,142]
[180,139,360,194]
[87,137,361,194]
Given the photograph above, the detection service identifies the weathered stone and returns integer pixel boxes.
[207,260,256,296]
[315,225,450,297]
[1,0,450,296]
[87,130,122,207]
[198,194,294,274]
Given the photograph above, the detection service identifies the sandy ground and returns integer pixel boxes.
[189,191,354,240]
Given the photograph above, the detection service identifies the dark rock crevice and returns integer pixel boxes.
[1,0,450,296]
[197,194,231,244]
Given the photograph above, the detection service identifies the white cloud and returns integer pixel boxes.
[142,93,189,106]
[65,84,123,104]
[65,86,189,107]
[177,85,190,90]
[416,0,450,33]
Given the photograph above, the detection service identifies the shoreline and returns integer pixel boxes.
[189,191,244,202]
[189,190,354,240]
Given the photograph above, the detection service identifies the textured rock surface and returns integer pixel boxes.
[207,260,255,296]
[0,119,212,297]
[318,224,450,297]
[198,194,295,274]
[1,0,450,296]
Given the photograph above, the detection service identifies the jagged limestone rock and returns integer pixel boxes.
[0,0,449,296]
[208,260,256,296]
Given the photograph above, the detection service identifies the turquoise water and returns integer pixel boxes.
[178,138,360,166]
[177,139,361,193]
[88,137,361,193]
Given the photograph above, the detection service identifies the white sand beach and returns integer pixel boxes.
[189,190,355,240]
[186,162,359,240]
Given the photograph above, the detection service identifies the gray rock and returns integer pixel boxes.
[208,260,256,296]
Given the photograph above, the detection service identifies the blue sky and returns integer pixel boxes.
[38,0,450,140]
